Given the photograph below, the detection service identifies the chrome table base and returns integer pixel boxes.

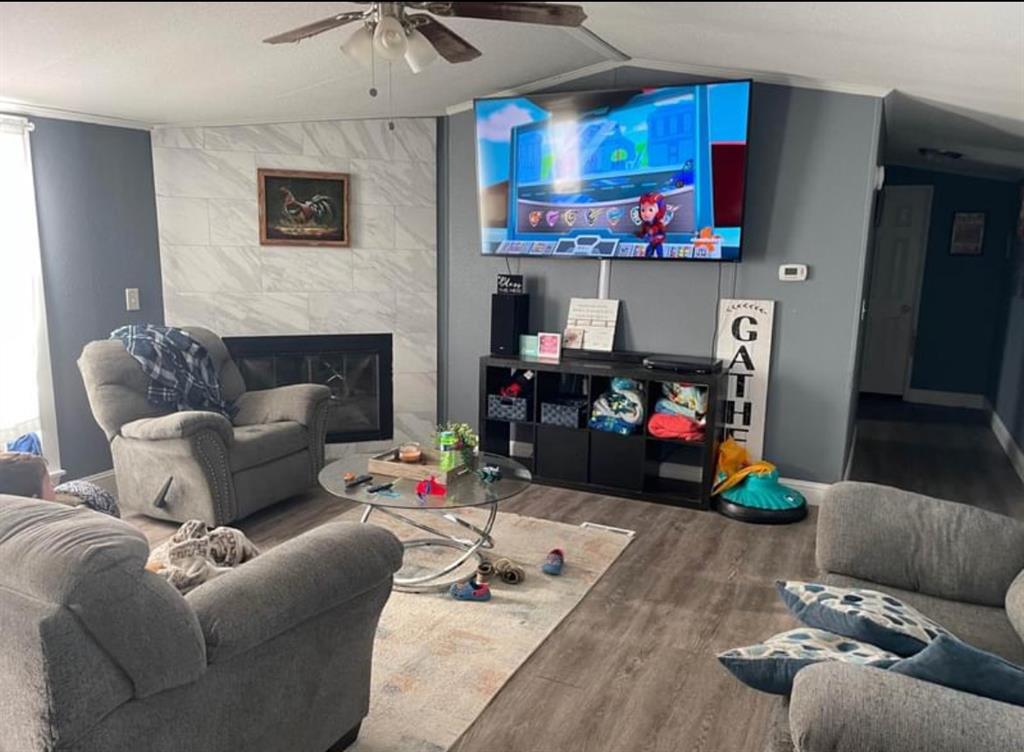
[360,503,497,592]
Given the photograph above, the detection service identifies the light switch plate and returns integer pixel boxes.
[125,288,140,311]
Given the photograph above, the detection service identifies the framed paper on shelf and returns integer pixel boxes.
[537,332,562,362]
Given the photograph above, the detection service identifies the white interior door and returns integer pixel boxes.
[859,185,933,396]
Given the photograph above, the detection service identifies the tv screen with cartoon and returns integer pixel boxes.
[474,81,750,261]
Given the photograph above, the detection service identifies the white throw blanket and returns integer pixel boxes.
[148,519,259,594]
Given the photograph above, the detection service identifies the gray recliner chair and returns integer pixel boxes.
[0,495,402,752]
[78,327,330,525]
[768,482,1024,752]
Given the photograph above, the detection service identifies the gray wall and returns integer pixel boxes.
[443,72,882,483]
[884,166,1017,397]
[31,117,163,478]
[995,295,1024,448]
[994,211,1024,449]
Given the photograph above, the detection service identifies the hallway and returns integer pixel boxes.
[849,395,1024,520]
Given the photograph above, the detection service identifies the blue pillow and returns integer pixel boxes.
[890,634,1024,707]
[777,580,954,656]
[718,627,899,695]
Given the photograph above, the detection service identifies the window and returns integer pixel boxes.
[0,115,59,467]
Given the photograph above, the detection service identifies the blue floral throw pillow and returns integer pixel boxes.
[718,627,899,695]
[777,581,954,656]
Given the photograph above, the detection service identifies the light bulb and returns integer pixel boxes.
[404,28,437,73]
[339,25,373,68]
[373,15,407,61]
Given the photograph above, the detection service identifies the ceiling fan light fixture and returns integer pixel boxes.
[373,15,407,61]
[339,24,374,68]
[404,28,438,73]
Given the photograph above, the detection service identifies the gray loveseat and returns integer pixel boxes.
[78,327,330,525]
[0,495,402,752]
[768,481,1024,752]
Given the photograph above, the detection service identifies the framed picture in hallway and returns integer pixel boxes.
[258,169,350,247]
[949,211,985,256]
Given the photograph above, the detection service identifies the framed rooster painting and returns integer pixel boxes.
[258,169,349,246]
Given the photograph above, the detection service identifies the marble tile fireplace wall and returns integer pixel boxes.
[151,118,438,453]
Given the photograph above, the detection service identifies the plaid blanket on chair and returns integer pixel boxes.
[110,325,237,418]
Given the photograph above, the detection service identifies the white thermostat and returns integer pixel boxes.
[778,264,808,282]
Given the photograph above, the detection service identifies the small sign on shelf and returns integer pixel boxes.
[497,274,525,294]
[564,297,619,352]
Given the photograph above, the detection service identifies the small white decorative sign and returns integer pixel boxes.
[565,297,619,352]
[714,299,775,461]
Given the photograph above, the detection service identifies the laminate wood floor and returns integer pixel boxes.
[129,486,819,752]
[125,394,1024,752]
[849,394,1024,519]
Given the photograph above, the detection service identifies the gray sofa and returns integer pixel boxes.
[769,481,1024,752]
[78,327,330,525]
[0,495,403,752]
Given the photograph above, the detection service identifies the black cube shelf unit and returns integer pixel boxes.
[478,354,726,509]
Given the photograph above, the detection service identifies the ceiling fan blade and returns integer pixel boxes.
[263,10,366,44]
[409,16,482,63]
[424,2,586,27]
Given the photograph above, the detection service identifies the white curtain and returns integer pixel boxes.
[0,115,57,461]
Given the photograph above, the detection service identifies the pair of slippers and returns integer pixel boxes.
[478,557,526,585]
[450,549,565,601]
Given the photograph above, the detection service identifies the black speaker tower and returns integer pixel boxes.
[490,293,529,356]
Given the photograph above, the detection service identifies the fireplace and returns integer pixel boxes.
[223,334,393,444]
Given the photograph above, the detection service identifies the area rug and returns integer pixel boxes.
[348,507,633,752]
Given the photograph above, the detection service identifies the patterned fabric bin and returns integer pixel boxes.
[540,399,589,428]
[487,394,529,422]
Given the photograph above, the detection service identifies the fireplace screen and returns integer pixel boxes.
[223,334,393,443]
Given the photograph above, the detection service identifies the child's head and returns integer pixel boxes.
[0,452,54,500]
[638,192,666,223]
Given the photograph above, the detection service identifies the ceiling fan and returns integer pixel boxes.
[263,2,587,74]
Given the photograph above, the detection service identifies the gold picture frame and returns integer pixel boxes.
[258,168,350,247]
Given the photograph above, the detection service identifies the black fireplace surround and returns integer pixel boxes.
[223,334,393,444]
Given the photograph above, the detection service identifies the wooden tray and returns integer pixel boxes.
[367,447,465,485]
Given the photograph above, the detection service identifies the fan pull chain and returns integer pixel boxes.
[387,63,395,131]
[368,33,378,98]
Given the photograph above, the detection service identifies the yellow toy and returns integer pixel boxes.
[712,438,775,496]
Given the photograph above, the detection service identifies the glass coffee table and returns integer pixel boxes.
[318,453,532,592]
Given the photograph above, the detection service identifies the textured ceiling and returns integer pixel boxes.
[1,2,1021,177]
[0,2,609,124]
[582,2,1024,179]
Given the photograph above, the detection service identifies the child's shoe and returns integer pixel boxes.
[449,581,492,601]
[542,548,565,576]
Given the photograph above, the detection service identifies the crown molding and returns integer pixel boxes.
[884,157,1024,183]
[630,57,892,99]
[0,99,152,131]
[564,25,630,63]
[445,57,892,115]
[4,56,891,128]
[445,59,625,115]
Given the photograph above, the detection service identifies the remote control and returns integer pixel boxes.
[367,481,395,494]
[345,474,373,490]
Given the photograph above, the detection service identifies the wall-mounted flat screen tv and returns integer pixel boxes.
[474,80,751,261]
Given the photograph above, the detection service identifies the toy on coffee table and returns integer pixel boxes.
[415,475,447,500]
[477,464,502,484]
